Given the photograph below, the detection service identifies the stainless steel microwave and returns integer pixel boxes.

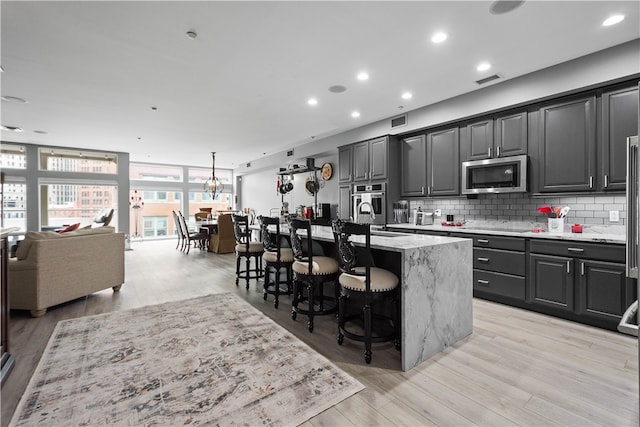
[461,154,528,194]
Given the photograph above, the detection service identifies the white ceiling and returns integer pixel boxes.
[1,1,639,169]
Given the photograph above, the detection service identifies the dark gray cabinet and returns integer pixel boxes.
[496,111,528,158]
[352,136,388,182]
[427,127,459,196]
[466,119,494,160]
[465,111,527,161]
[400,135,427,196]
[338,185,351,220]
[600,85,639,191]
[338,146,353,183]
[528,239,636,330]
[538,95,596,192]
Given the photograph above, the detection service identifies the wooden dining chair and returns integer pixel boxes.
[258,215,294,308]
[232,214,264,288]
[178,212,208,254]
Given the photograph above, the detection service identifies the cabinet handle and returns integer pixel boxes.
[604,174,609,188]
[581,262,585,276]
[477,257,490,262]
[567,247,584,253]
[427,186,431,196]
[421,186,425,195]
[496,146,501,157]
[477,239,490,243]
[566,260,571,273]
[488,147,492,158]
[477,279,489,285]
[589,176,593,189]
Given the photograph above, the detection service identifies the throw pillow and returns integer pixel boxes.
[58,223,81,233]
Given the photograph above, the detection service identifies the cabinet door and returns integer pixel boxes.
[496,111,528,157]
[529,253,574,312]
[601,86,639,191]
[338,146,353,183]
[401,135,427,197]
[338,185,351,220]
[539,96,596,192]
[466,119,494,160]
[577,260,636,323]
[352,141,369,181]
[427,127,459,196]
[369,137,388,181]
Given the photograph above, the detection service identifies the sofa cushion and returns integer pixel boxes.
[62,226,115,237]
[16,231,63,260]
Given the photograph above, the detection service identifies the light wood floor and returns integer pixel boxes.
[2,238,638,426]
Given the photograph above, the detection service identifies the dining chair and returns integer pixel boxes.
[172,210,185,250]
[331,219,400,364]
[232,214,264,288]
[258,215,294,308]
[210,214,235,254]
[288,217,339,332]
[178,212,208,254]
[194,211,209,222]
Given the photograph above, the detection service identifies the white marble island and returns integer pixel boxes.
[307,226,473,371]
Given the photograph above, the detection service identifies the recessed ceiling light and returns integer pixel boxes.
[357,71,369,81]
[401,92,413,100]
[477,62,492,72]
[2,95,27,104]
[307,97,318,106]
[431,32,448,43]
[602,14,625,26]
[351,111,360,118]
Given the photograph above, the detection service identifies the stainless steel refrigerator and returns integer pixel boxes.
[618,135,639,400]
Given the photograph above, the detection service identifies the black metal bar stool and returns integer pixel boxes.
[258,215,294,308]
[288,217,339,332]
[331,219,400,364]
[232,214,264,289]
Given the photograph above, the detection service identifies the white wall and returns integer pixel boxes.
[238,153,338,218]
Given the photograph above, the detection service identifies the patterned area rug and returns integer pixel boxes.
[11,293,364,426]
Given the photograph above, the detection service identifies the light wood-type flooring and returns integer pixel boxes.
[2,238,638,426]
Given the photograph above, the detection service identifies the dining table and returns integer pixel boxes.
[197,219,218,252]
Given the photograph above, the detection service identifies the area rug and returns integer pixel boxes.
[10,293,364,426]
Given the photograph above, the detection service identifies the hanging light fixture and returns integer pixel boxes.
[204,151,223,199]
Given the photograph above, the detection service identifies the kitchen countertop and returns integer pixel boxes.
[385,222,626,245]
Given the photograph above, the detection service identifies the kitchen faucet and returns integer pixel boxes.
[356,201,376,224]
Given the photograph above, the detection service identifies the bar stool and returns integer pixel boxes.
[331,219,400,364]
[288,217,339,332]
[258,215,294,308]
[232,214,264,289]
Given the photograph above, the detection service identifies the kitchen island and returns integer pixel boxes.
[303,225,473,371]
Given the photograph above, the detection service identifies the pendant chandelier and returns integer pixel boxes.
[204,152,223,199]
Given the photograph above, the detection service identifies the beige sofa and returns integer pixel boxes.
[8,226,125,317]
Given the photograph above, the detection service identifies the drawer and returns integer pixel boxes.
[473,270,526,300]
[474,248,525,276]
[471,235,525,251]
[529,240,625,263]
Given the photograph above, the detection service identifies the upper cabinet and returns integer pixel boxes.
[600,85,639,192]
[538,95,597,193]
[401,127,459,197]
[338,145,353,183]
[400,135,427,196]
[427,127,459,196]
[340,136,390,183]
[464,111,527,161]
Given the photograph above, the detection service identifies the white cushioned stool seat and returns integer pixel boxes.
[235,241,264,253]
[293,256,339,276]
[339,266,399,292]
[263,248,294,263]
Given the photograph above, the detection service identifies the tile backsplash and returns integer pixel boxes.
[405,193,626,227]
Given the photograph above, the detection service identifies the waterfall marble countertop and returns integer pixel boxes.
[385,222,626,244]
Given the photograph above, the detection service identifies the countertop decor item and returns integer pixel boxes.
[10,293,364,426]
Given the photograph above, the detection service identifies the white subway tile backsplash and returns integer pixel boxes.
[585,204,604,211]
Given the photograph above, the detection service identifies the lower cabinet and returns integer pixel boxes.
[528,240,636,330]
